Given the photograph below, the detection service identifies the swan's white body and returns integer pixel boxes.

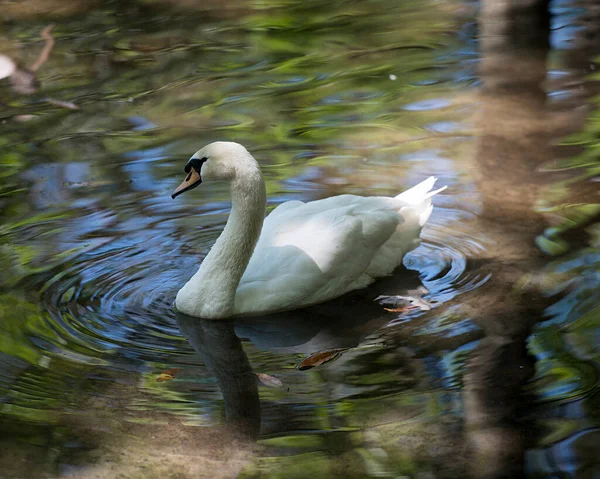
[174,142,444,319]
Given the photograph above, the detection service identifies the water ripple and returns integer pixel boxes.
[40,235,184,362]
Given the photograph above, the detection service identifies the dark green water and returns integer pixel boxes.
[0,0,598,477]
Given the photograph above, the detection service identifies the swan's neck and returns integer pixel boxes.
[176,170,266,318]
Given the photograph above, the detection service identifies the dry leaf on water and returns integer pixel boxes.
[297,348,350,371]
[255,373,283,388]
[156,368,182,382]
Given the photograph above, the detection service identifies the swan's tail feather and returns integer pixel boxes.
[364,177,445,279]
[395,177,446,227]
[426,185,448,199]
[394,176,446,204]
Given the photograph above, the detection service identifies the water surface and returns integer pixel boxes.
[0,0,598,477]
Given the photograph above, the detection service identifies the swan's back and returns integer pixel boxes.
[233,177,444,316]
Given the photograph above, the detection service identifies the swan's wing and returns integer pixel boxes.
[234,196,401,315]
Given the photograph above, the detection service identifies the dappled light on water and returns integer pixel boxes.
[0,0,598,477]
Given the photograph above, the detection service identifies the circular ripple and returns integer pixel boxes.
[39,231,193,364]
[406,207,491,302]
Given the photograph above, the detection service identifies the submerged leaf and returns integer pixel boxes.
[156,367,182,382]
[46,98,80,110]
[255,373,283,388]
[297,348,350,370]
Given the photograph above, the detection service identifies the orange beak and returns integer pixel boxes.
[172,168,202,199]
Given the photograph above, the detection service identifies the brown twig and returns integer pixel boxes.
[29,24,55,72]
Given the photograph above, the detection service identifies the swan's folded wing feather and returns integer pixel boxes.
[234,197,400,315]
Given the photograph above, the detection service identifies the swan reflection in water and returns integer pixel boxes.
[175,313,261,439]
[174,268,424,439]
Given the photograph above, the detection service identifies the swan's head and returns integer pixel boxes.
[171,141,257,199]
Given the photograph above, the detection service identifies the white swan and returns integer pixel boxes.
[172,142,445,319]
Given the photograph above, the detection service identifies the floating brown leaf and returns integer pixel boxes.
[156,367,182,382]
[297,348,349,371]
[255,373,283,388]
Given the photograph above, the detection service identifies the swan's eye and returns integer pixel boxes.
[185,156,208,174]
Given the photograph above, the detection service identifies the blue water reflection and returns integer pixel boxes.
[0,0,598,477]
